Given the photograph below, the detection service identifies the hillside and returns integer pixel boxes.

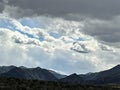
[0,66,64,81]
[1,65,120,85]
[60,65,120,84]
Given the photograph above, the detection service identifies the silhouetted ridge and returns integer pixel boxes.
[0,65,120,84]
[0,66,62,81]
[60,65,120,84]
[60,73,84,83]
[110,64,120,71]
[0,65,16,74]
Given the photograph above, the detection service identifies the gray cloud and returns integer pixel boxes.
[0,0,4,13]
[1,0,120,46]
[1,0,120,45]
[81,17,120,47]
[1,0,120,19]
[71,42,91,53]
[0,0,120,74]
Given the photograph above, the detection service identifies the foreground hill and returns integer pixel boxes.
[0,77,119,90]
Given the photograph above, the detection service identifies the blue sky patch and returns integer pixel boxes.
[0,18,16,30]
[16,30,44,41]
[19,18,46,28]
[49,32,62,38]
[0,18,44,42]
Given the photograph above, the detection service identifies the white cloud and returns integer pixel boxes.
[0,15,120,74]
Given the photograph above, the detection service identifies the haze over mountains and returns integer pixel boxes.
[0,65,120,85]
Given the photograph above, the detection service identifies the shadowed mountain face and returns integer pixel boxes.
[0,66,65,81]
[60,73,84,83]
[48,70,66,79]
[86,65,120,84]
[60,65,120,84]
[0,66,16,74]
[0,65,120,84]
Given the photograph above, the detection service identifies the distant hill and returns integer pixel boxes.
[60,73,84,83]
[60,65,120,84]
[0,66,65,81]
[0,65,120,85]
[48,70,67,79]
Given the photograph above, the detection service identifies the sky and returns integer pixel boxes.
[0,0,120,74]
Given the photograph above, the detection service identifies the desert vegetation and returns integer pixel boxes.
[0,77,119,90]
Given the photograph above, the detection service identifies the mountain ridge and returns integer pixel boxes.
[0,65,120,84]
[60,65,120,84]
[0,65,64,81]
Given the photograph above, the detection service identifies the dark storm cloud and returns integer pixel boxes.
[1,0,120,46]
[0,0,4,13]
[82,18,120,46]
[2,0,120,19]
[85,27,120,43]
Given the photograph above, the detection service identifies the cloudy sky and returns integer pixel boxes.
[0,0,120,74]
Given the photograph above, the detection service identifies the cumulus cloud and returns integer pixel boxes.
[0,0,119,75]
[1,0,120,48]
[0,28,37,66]
[0,15,119,74]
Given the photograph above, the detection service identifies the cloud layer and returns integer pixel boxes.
[0,14,120,74]
[0,0,120,74]
[1,0,120,19]
[0,0,120,47]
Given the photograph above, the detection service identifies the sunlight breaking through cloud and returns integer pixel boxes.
[0,14,119,74]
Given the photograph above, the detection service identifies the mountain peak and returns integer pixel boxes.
[115,64,120,67]
[70,73,78,76]
[34,67,41,70]
[111,64,120,70]
[0,66,62,80]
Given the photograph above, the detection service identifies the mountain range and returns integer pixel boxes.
[0,65,120,84]
[60,65,120,84]
[0,66,66,81]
